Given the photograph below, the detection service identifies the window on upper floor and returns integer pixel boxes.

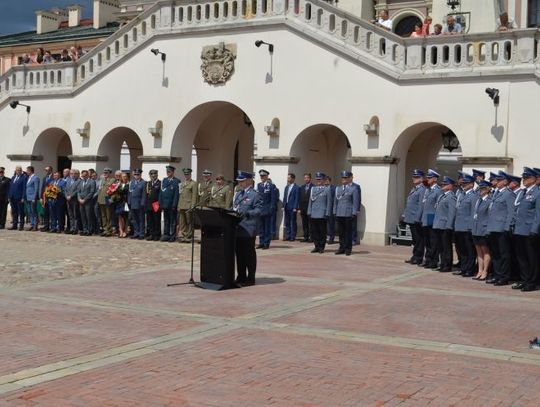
[529,0,540,27]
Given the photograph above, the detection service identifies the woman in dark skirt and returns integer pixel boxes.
[115,172,130,238]
[471,181,492,281]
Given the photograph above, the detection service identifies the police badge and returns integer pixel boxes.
[201,42,236,85]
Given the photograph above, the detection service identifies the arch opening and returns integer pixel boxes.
[31,128,73,171]
[97,127,143,173]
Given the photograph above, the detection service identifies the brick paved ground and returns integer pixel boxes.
[1,229,540,406]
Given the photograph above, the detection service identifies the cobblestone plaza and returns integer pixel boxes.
[1,230,540,406]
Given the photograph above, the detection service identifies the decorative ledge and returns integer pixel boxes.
[459,156,513,166]
[349,156,398,165]
[68,155,108,162]
[253,156,300,164]
[7,154,43,161]
[137,155,182,163]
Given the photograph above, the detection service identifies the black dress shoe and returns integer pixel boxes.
[405,259,413,264]
[452,271,464,276]
[335,250,345,255]
[512,282,524,290]
[9,226,17,230]
[318,249,324,254]
[256,244,264,249]
[493,280,509,286]
[160,236,170,242]
[486,278,498,284]
[345,251,351,256]
[521,285,536,292]
[244,280,255,286]
[310,248,318,253]
[438,268,452,272]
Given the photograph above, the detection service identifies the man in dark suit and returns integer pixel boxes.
[145,169,161,241]
[24,166,40,231]
[64,169,82,234]
[40,166,53,231]
[77,170,96,236]
[128,169,147,239]
[299,173,313,242]
[282,173,299,241]
[233,171,262,286]
[0,167,10,229]
[8,166,26,230]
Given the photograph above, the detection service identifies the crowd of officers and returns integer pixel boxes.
[403,167,540,292]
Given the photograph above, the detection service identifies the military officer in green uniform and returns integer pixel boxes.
[97,168,116,236]
[209,174,233,209]
[198,169,214,206]
[177,168,198,243]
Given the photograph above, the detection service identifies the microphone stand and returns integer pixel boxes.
[167,197,210,288]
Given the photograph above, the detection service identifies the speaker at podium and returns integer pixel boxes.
[194,207,242,290]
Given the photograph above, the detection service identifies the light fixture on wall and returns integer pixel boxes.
[264,124,279,136]
[447,0,460,10]
[255,40,274,53]
[485,87,500,106]
[76,122,91,138]
[10,101,31,113]
[149,120,163,138]
[441,129,460,152]
[150,48,166,62]
[363,123,378,136]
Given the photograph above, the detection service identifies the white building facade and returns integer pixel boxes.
[1,0,539,245]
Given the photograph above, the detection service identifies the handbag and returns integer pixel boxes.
[124,202,130,212]
[152,201,160,213]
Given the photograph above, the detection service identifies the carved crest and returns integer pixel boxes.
[201,42,236,85]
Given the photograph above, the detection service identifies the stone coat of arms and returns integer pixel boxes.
[201,42,236,85]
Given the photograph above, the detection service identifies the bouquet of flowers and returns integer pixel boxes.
[44,184,61,200]
[107,181,123,202]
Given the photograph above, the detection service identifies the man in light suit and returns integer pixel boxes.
[40,166,53,231]
[486,171,516,286]
[77,170,96,236]
[350,174,362,245]
[433,176,457,272]
[128,168,147,239]
[420,169,442,269]
[64,169,82,234]
[307,172,332,253]
[403,169,426,265]
[233,171,262,286]
[511,167,540,292]
[24,166,40,231]
[0,167,11,229]
[8,166,27,230]
[453,173,477,277]
[333,171,360,256]
[282,173,299,242]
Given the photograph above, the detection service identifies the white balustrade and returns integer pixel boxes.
[1,0,539,104]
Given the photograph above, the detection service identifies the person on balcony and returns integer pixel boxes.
[410,22,423,38]
[431,24,443,35]
[496,12,517,31]
[442,16,462,35]
[372,9,393,31]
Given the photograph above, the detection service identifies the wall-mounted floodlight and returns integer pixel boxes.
[10,101,31,113]
[151,48,166,62]
[255,40,274,53]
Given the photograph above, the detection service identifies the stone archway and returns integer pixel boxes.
[386,122,463,233]
[31,128,73,171]
[288,124,351,181]
[171,101,254,182]
[97,127,143,173]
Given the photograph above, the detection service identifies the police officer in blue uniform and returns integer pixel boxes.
[128,169,147,239]
[420,169,442,269]
[511,167,540,292]
[334,171,359,256]
[159,165,180,242]
[403,169,426,265]
[233,171,262,286]
[256,169,277,249]
[453,173,477,277]
[325,176,336,244]
[307,172,332,253]
[350,174,362,245]
[486,171,515,285]
[471,180,493,281]
[433,176,457,272]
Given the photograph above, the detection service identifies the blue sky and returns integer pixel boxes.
[0,0,94,35]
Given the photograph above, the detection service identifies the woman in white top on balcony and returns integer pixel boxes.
[373,9,393,31]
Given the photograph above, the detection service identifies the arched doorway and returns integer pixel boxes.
[394,15,423,36]
[32,128,73,171]
[171,101,254,182]
[97,127,143,173]
[387,122,463,233]
[288,124,351,180]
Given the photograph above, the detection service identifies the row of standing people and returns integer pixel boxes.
[403,167,540,292]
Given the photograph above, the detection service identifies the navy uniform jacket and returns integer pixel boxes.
[272,184,280,211]
[233,187,262,238]
[513,186,540,236]
[454,189,477,232]
[256,181,277,216]
[328,184,336,215]
[0,176,11,200]
[128,180,147,210]
[403,184,425,224]
[351,182,362,212]
[333,184,360,217]
[77,178,96,202]
[421,185,442,227]
[433,191,457,230]
[487,187,515,233]
[8,173,27,201]
[283,183,299,211]
[307,185,332,219]
[471,196,491,237]
[158,177,180,209]
[25,174,41,201]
